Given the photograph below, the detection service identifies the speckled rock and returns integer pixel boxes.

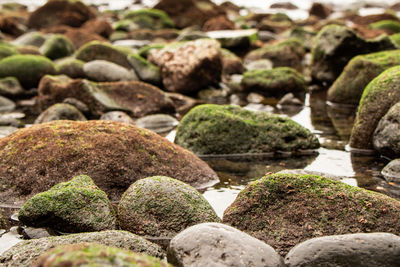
[83,60,138,82]
[35,103,86,124]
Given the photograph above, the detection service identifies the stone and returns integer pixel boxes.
[311,24,395,83]
[221,48,244,75]
[0,120,219,203]
[81,18,113,39]
[127,53,161,85]
[0,77,23,97]
[0,96,15,112]
[223,173,400,256]
[174,104,319,155]
[19,227,51,240]
[55,57,86,78]
[0,126,17,138]
[202,15,235,32]
[135,114,178,133]
[40,34,75,60]
[270,2,298,9]
[83,60,138,82]
[381,159,400,183]
[33,243,171,267]
[118,176,220,239]
[0,43,18,60]
[166,92,199,116]
[206,29,258,49]
[370,20,400,34]
[278,93,303,106]
[285,233,400,267]
[34,103,86,124]
[122,9,174,30]
[148,39,222,94]
[350,66,400,150]
[245,59,273,71]
[11,31,46,47]
[0,230,165,267]
[197,88,228,104]
[168,222,284,267]
[327,50,400,105]
[100,111,135,124]
[309,2,332,19]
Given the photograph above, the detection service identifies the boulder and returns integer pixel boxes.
[35,103,86,124]
[285,233,400,267]
[168,222,284,267]
[350,66,400,150]
[309,2,332,19]
[174,104,319,155]
[81,18,113,38]
[202,15,235,32]
[127,53,161,85]
[118,176,220,240]
[0,120,219,203]
[40,34,75,60]
[327,50,400,105]
[0,230,165,267]
[18,175,116,233]
[381,159,400,183]
[0,96,15,112]
[148,39,222,94]
[55,57,85,78]
[223,173,400,255]
[83,60,138,82]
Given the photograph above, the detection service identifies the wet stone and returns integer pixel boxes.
[381,159,400,183]
[100,111,135,124]
[0,96,16,113]
[0,126,18,138]
[135,114,178,133]
[19,226,52,240]
[83,60,138,82]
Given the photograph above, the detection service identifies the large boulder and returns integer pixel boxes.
[18,175,116,233]
[350,66,400,150]
[174,104,319,155]
[118,176,220,240]
[168,222,284,267]
[0,120,219,203]
[223,173,400,256]
[0,230,165,267]
[148,39,222,94]
[327,50,400,105]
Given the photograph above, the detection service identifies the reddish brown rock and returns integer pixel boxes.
[309,3,332,19]
[81,18,113,38]
[202,15,235,32]
[349,13,400,26]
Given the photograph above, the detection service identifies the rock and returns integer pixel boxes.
[118,176,220,240]
[168,222,284,267]
[0,15,26,37]
[39,34,75,60]
[81,18,113,39]
[100,111,135,124]
[38,75,175,118]
[83,60,138,82]
[285,233,400,267]
[202,15,235,32]
[0,120,219,203]
[148,39,222,94]
[289,26,316,51]
[0,43,18,60]
[197,88,228,104]
[206,29,258,49]
[122,9,174,30]
[33,243,171,267]
[135,114,178,133]
[28,0,95,29]
[19,227,51,240]
[390,33,400,48]
[174,104,319,155]
[270,2,298,9]
[311,24,395,83]
[0,112,24,127]
[381,159,400,183]
[221,48,244,75]
[309,2,332,19]
[55,57,86,78]
[0,230,165,267]
[350,66,400,150]
[0,96,15,112]
[370,20,400,34]
[166,92,199,116]
[245,38,306,71]
[241,67,307,100]
[0,126,17,138]
[278,93,303,106]
[0,55,55,89]
[16,46,41,56]
[34,103,86,124]
[127,53,161,85]
[11,31,46,47]
[223,173,400,256]
[327,50,400,105]
[245,59,273,71]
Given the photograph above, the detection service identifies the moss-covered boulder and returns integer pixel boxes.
[370,20,400,33]
[127,53,161,85]
[40,34,75,60]
[0,55,56,89]
[311,24,396,83]
[0,230,165,267]
[18,175,116,233]
[122,9,174,30]
[34,243,171,267]
[174,104,319,155]
[241,67,306,100]
[55,57,85,78]
[0,43,18,60]
[118,176,220,240]
[35,103,86,124]
[350,66,400,150]
[327,50,400,105]
[223,173,400,255]
[0,120,218,203]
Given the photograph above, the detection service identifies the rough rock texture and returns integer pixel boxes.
[168,222,284,267]
[285,233,400,267]
[40,34,75,60]
[38,75,175,118]
[350,66,400,150]
[0,230,165,267]
[175,104,319,155]
[83,60,138,82]
[148,39,222,94]
[223,173,400,256]
[381,159,400,183]
[33,243,171,267]
[0,120,219,203]
[311,24,395,83]
[118,176,220,239]
[35,103,86,124]
[327,50,400,105]
[18,175,116,233]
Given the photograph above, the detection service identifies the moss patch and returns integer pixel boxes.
[122,8,174,30]
[370,20,400,33]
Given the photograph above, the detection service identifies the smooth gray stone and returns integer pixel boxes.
[135,114,178,133]
[0,96,16,113]
[100,111,135,124]
[83,60,138,82]
[381,159,400,183]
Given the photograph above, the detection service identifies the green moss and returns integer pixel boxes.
[138,43,166,58]
[127,53,161,84]
[389,33,400,47]
[0,43,18,60]
[370,20,400,33]
[40,34,75,60]
[123,8,174,30]
[55,57,85,78]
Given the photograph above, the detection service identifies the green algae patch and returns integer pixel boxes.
[127,53,161,84]
[122,8,174,30]
[40,34,75,60]
[174,104,319,155]
[55,57,85,78]
[370,20,400,33]
[223,173,400,256]
[0,43,18,60]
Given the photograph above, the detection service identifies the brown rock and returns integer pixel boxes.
[202,15,235,32]
[81,18,113,38]
[309,2,332,19]
[0,15,26,37]
[270,2,298,10]
[349,13,400,26]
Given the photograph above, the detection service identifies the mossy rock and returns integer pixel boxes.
[55,57,86,78]
[118,176,220,239]
[40,34,75,60]
[390,33,400,47]
[75,41,132,69]
[327,49,400,105]
[127,53,161,85]
[11,31,46,47]
[289,26,316,50]
[311,24,395,83]
[138,43,166,58]
[0,120,218,203]
[0,230,165,267]
[0,55,56,89]
[370,20,400,33]
[0,43,18,60]
[241,67,306,99]
[18,175,116,233]
[122,8,174,30]
[0,76,24,97]
[174,104,319,155]
[350,66,400,150]
[223,173,400,256]
[34,243,172,267]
